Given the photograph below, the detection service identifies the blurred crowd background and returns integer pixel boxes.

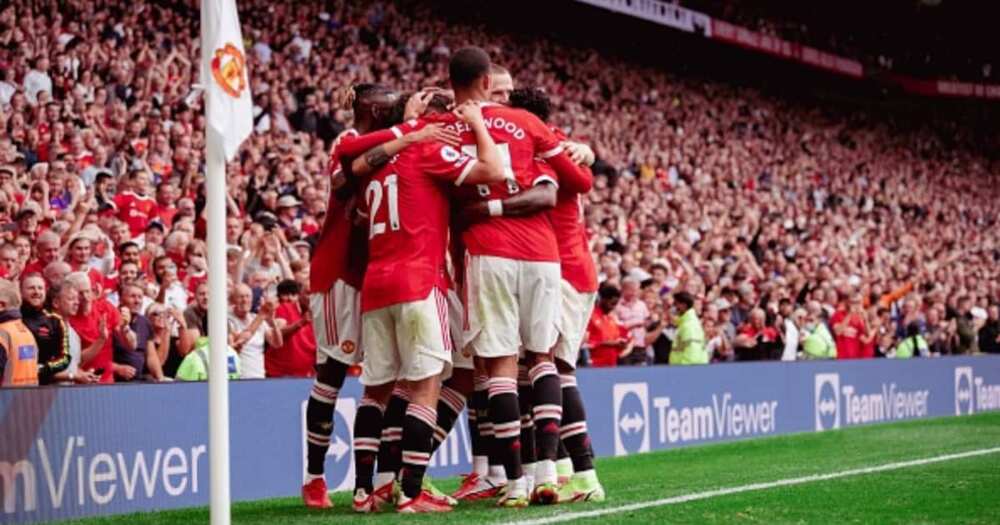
[0,0,998,385]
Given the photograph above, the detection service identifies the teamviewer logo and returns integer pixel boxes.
[814,373,840,431]
[955,367,974,415]
[613,383,649,456]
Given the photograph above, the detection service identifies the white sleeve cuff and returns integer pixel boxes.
[538,145,564,159]
[390,126,403,139]
[454,159,478,186]
[534,175,558,188]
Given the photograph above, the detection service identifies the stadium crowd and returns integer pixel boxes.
[0,0,999,385]
[683,0,996,82]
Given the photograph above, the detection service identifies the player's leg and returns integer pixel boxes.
[374,383,409,495]
[465,255,528,507]
[554,283,604,503]
[425,288,475,502]
[301,287,357,509]
[302,359,348,508]
[516,361,536,491]
[395,288,453,513]
[556,360,604,502]
[356,304,403,512]
[484,355,526,506]
[354,382,395,512]
[519,261,564,504]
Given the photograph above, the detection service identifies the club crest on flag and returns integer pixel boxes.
[211,43,247,98]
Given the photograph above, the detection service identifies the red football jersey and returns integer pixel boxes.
[360,141,479,313]
[309,124,422,294]
[544,128,598,293]
[310,129,387,293]
[113,192,157,238]
[426,104,582,262]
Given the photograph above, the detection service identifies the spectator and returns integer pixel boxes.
[980,305,1000,355]
[228,284,282,379]
[734,308,780,361]
[184,282,209,337]
[147,303,196,379]
[265,279,316,378]
[614,277,650,365]
[0,279,40,386]
[585,285,632,367]
[48,281,99,384]
[176,336,241,381]
[832,292,872,359]
[954,296,977,355]
[114,283,166,382]
[20,274,69,385]
[781,307,806,361]
[801,301,836,360]
[670,291,708,365]
[892,322,930,359]
[65,272,117,384]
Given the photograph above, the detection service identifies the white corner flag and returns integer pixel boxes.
[200,1,252,524]
[201,0,253,160]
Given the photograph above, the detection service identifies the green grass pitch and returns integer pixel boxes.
[61,412,1000,524]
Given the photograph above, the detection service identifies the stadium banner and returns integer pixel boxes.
[573,0,711,36]
[708,19,864,78]
[2,356,999,523]
[891,75,1000,100]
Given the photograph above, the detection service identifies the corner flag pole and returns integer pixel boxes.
[205,140,231,525]
[201,0,253,522]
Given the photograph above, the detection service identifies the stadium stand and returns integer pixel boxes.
[0,0,998,383]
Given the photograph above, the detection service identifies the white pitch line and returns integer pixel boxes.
[506,446,1000,525]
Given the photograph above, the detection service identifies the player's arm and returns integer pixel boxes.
[461,183,556,223]
[530,116,593,193]
[351,124,461,175]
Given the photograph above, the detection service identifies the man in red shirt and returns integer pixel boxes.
[66,272,122,384]
[113,169,157,238]
[22,230,60,277]
[586,285,632,367]
[351,98,505,513]
[64,232,105,290]
[426,47,589,506]
[266,279,316,378]
[831,292,871,359]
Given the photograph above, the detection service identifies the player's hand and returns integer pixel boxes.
[565,141,595,167]
[407,123,461,148]
[404,90,435,120]
[454,101,484,126]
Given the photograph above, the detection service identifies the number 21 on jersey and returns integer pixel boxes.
[365,174,400,238]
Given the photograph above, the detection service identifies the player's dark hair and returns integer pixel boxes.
[509,87,552,121]
[387,93,411,126]
[427,93,453,113]
[599,284,621,301]
[449,47,491,88]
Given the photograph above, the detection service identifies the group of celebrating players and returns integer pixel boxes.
[300,46,604,513]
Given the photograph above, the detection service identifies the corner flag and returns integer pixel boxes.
[201,0,253,161]
[200,1,252,524]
